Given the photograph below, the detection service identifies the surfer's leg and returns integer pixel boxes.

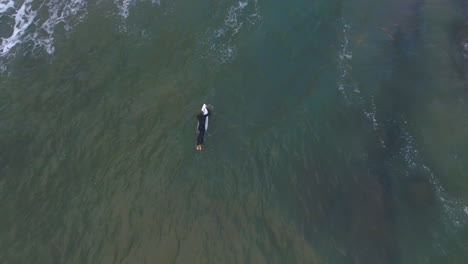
[199,129,205,145]
[197,129,205,145]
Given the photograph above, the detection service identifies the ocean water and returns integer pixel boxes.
[1,0,467,263]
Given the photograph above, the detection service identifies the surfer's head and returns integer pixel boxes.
[198,110,204,116]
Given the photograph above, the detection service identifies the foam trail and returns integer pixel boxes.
[463,40,468,60]
[338,21,385,147]
[399,126,467,228]
[207,0,260,64]
[337,23,353,100]
[114,0,161,19]
[0,0,14,14]
[34,0,87,54]
[115,0,134,19]
[0,0,36,55]
[225,1,248,29]
[114,0,161,33]
[363,96,379,131]
[337,20,467,226]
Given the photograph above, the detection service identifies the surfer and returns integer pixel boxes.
[196,104,210,150]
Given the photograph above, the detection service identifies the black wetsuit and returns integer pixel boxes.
[197,110,210,145]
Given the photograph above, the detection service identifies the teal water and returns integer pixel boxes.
[1,0,467,263]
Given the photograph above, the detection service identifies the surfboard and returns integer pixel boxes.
[201,104,209,131]
[197,104,209,132]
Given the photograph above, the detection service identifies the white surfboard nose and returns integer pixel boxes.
[201,104,209,131]
[201,104,208,115]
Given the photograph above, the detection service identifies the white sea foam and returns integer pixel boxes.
[115,0,134,19]
[0,0,14,14]
[34,0,87,54]
[400,127,419,169]
[463,40,468,60]
[364,96,379,131]
[115,0,160,19]
[399,123,467,229]
[0,0,87,56]
[337,22,467,225]
[225,1,248,30]
[337,23,353,100]
[338,22,385,149]
[206,0,260,64]
[0,0,36,55]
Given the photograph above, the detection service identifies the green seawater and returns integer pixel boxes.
[0,0,467,263]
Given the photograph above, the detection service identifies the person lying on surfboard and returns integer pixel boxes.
[196,104,210,151]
